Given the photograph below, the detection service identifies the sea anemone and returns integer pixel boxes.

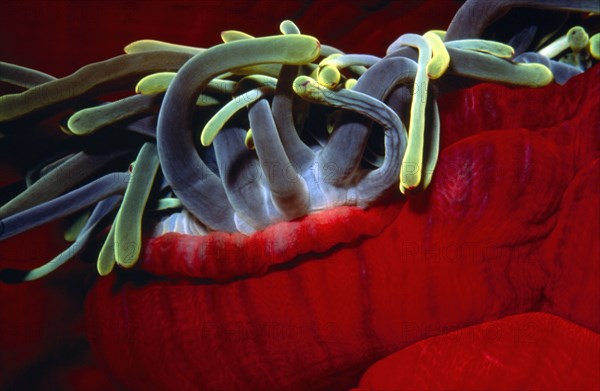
[1,0,598,389]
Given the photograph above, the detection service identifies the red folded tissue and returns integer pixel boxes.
[0,1,598,390]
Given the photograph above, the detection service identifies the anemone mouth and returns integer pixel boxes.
[0,0,598,284]
[140,201,403,283]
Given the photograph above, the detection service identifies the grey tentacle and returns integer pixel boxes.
[0,172,129,240]
[446,0,600,42]
[319,57,418,186]
[271,65,315,170]
[248,99,310,220]
[213,127,275,232]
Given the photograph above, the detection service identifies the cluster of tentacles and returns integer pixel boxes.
[0,1,599,283]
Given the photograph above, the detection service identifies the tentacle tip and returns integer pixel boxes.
[344,78,357,89]
[400,174,423,195]
[114,243,141,269]
[280,20,301,35]
[97,265,114,276]
[399,183,425,197]
[427,72,438,79]
[244,129,255,150]
[220,31,232,42]
[115,259,137,269]
[66,117,85,136]
[200,135,213,147]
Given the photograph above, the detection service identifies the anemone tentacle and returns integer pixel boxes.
[1,0,598,281]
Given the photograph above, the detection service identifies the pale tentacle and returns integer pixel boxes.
[0,62,56,88]
[319,57,418,186]
[0,195,122,283]
[390,34,432,192]
[271,22,315,170]
[514,52,583,85]
[0,51,192,122]
[114,143,160,268]
[67,94,162,135]
[446,46,553,86]
[272,64,315,170]
[293,76,406,205]
[0,172,129,240]
[0,149,131,219]
[157,35,320,232]
[213,127,275,232]
[248,99,310,219]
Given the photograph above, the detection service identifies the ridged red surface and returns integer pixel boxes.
[140,203,402,282]
[85,67,600,390]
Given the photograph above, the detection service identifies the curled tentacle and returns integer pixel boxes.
[201,86,275,146]
[515,52,583,84]
[1,5,597,285]
[423,31,451,79]
[293,76,407,205]
[319,57,418,186]
[445,46,554,87]
[157,34,320,232]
